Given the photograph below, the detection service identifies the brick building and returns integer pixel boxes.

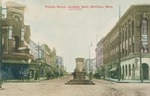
[1,1,32,79]
[100,5,150,80]
[95,38,104,68]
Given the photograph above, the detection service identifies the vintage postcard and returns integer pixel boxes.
[0,0,150,96]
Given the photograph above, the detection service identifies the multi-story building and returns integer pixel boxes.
[56,56,64,66]
[1,1,57,80]
[40,44,51,65]
[100,5,150,80]
[95,38,104,67]
[91,58,96,74]
[28,39,38,60]
[56,56,64,76]
[84,58,95,74]
[1,1,32,79]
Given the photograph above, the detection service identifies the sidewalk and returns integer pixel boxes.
[3,77,46,83]
[105,78,150,83]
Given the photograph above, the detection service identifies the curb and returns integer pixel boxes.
[3,79,46,83]
[105,79,150,83]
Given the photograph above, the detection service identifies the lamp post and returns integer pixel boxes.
[0,1,3,88]
[117,26,121,81]
[35,42,40,80]
[139,20,143,82]
[37,42,40,79]
[89,42,92,80]
[117,5,121,81]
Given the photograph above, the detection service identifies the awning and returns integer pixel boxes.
[2,59,27,64]
[109,67,117,72]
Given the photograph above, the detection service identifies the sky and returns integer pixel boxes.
[2,0,150,72]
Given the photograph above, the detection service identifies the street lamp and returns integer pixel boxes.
[35,42,40,80]
[117,27,121,81]
[139,18,144,83]
[89,42,92,80]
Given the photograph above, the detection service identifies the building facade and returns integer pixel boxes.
[84,58,95,74]
[95,38,104,67]
[1,1,60,80]
[1,1,32,79]
[100,5,150,80]
[56,56,64,76]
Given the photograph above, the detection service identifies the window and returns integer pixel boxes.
[125,65,127,76]
[14,15,20,22]
[141,19,148,53]
[14,36,19,52]
[141,19,148,35]
[129,64,131,76]
[21,28,25,41]
[132,21,134,36]
[8,26,13,39]
[131,21,134,53]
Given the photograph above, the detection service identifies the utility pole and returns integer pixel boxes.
[89,42,92,80]
[139,21,143,82]
[0,0,3,88]
[118,5,121,81]
[37,42,40,79]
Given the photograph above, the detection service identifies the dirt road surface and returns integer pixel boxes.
[0,76,149,96]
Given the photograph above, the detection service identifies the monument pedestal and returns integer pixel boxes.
[74,72,85,80]
[65,79,95,85]
[65,57,95,85]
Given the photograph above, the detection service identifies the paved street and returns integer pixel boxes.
[0,76,150,96]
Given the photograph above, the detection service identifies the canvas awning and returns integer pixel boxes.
[109,67,117,72]
[2,59,27,64]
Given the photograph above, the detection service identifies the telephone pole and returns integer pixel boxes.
[118,5,121,81]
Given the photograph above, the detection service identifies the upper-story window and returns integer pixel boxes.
[141,19,148,53]
[8,26,13,39]
[141,19,148,35]
[21,28,25,41]
[132,21,134,36]
[14,17,19,22]
[13,15,21,22]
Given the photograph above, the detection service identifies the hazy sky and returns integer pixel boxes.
[2,0,150,72]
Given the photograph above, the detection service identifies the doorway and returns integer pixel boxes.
[142,63,149,80]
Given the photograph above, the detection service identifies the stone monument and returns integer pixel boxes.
[65,57,95,85]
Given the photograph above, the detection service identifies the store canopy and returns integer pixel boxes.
[2,59,27,64]
[109,67,117,72]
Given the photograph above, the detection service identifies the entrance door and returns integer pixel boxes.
[142,63,149,80]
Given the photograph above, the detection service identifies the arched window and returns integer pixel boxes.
[13,36,19,52]
[141,19,148,53]
[122,65,124,76]
[141,19,148,35]
[13,15,21,22]
[129,64,131,76]
[132,64,135,76]
[125,65,127,76]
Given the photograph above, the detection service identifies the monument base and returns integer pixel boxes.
[65,79,95,85]
[65,57,95,85]
[65,72,95,85]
